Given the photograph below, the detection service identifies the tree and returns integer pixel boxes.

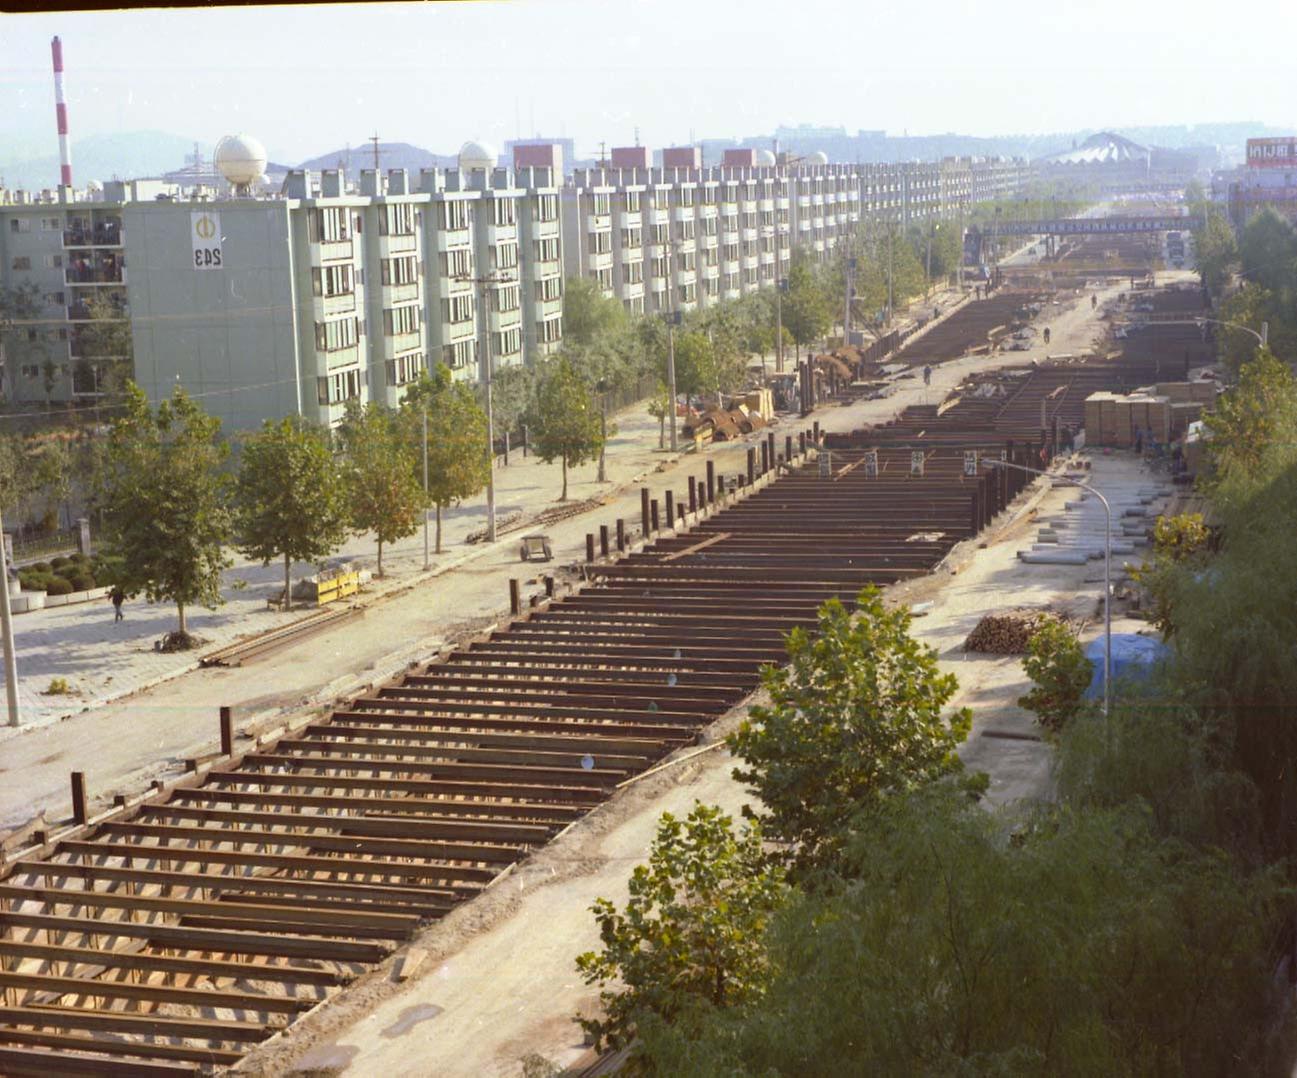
[337,402,422,576]
[100,383,232,639]
[483,363,536,439]
[72,293,134,405]
[531,356,604,501]
[1130,513,1211,636]
[401,364,489,553]
[1203,347,1297,488]
[0,283,40,403]
[575,802,786,1053]
[1192,209,1238,297]
[640,791,1289,1077]
[1238,207,1297,296]
[728,585,975,871]
[781,256,832,357]
[1018,619,1094,732]
[1217,283,1276,375]
[562,276,627,347]
[646,380,671,448]
[233,417,349,610]
[669,331,717,402]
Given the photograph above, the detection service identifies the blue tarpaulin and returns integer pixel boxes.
[1083,633,1170,698]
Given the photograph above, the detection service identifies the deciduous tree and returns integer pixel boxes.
[337,402,422,576]
[575,802,786,1052]
[100,383,232,639]
[233,417,349,610]
[532,356,604,501]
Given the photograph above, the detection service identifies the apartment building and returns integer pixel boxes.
[0,142,565,431]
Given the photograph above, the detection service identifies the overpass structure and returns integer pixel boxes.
[978,215,1202,237]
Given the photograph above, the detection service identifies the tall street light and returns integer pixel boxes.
[776,274,788,373]
[983,457,1113,717]
[0,507,21,727]
[457,271,516,544]
[665,310,681,452]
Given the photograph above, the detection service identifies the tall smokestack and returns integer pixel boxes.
[51,36,72,188]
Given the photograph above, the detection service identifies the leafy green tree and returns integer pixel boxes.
[728,585,974,871]
[401,363,489,553]
[233,417,349,610]
[562,276,628,347]
[483,363,537,439]
[575,802,786,1053]
[781,256,832,357]
[1130,513,1211,636]
[1217,283,1276,374]
[641,790,1290,1077]
[532,356,605,501]
[1192,208,1238,297]
[1238,207,1297,296]
[669,331,717,402]
[337,402,422,576]
[646,380,671,449]
[1203,347,1297,488]
[100,383,232,638]
[1018,619,1094,732]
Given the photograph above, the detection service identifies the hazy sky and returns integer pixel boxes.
[3,0,1294,164]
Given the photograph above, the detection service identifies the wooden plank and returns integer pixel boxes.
[662,531,730,562]
[0,939,345,987]
[0,970,311,1014]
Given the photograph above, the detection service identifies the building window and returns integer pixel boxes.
[492,283,520,312]
[11,257,31,271]
[386,352,426,387]
[9,219,31,233]
[312,264,355,297]
[20,365,40,379]
[623,227,642,249]
[493,327,522,356]
[41,217,62,231]
[622,191,640,213]
[380,256,419,286]
[44,254,63,269]
[589,232,611,255]
[677,220,695,241]
[651,223,668,246]
[592,193,611,216]
[383,304,421,336]
[539,316,562,343]
[316,367,364,405]
[622,262,643,285]
[594,267,613,291]
[309,207,351,243]
[442,293,474,324]
[443,338,476,369]
[440,200,472,231]
[379,203,416,236]
[534,238,560,263]
[491,198,517,227]
[440,249,473,278]
[314,317,360,352]
[652,256,668,279]
[532,194,559,222]
[538,276,563,300]
[492,241,519,271]
[654,190,670,210]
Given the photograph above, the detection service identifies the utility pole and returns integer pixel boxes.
[844,248,855,347]
[369,133,382,176]
[421,408,430,569]
[887,223,894,326]
[776,275,786,373]
[666,311,680,452]
[0,507,20,727]
[458,271,516,543]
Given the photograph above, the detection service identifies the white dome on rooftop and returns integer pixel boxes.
[215,134,268,187]
[459,140,497,171]
[808,150,829,165]
[755,149,777,166]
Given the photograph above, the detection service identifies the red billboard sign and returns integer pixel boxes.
[1247,138,1297,169]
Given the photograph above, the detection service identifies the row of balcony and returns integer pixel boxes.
[63,226,122,248]
[65,262,125,285]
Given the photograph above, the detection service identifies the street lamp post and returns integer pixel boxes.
[983,457,1113,717]
[457,271,517,544]
[0,506,21,727]
[666,310,681,452]
[421,408,430,569]
[776,275,788,373]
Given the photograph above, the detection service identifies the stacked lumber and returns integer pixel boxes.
[963,609,1066,654]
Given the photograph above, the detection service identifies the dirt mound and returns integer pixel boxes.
[963,609,1067,654]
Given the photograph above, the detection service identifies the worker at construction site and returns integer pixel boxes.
[1092,294,1098,310]
[923,365,932,387]
[1043,328,1051,345]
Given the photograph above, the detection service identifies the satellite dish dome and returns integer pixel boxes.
[459,140,497,171]
[215,134,268,188]
[755,149,777,166]
[808,150,829,165]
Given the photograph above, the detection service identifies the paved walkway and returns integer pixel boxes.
[0,281,1107,834]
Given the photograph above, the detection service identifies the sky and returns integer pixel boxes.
[3,0,1295,165]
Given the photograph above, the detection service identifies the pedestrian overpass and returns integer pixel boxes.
[979,215,1203,237]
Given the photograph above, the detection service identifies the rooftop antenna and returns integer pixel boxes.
[633,125,640,147]
[598,141,607,168]
[369,133,382,174]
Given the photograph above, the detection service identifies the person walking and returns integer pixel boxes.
[110,586,125,622]
[923,365,932,387]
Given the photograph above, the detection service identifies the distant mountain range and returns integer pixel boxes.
[1,122,1289,191]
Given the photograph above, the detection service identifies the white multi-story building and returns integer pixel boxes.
[0,142,565,431]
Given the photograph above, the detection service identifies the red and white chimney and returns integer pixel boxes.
[51,36,72,187]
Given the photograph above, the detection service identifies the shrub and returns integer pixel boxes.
[31,561,51,574]
[51,555,70,570]
[44,576,74,596]
[44,677,71,695]
[66,571,96,592]
[18,571,51,592]
[1018,619,1094,732]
